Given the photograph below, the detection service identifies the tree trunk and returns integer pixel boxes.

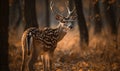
[116,0,120,49]
[74,0,89,47]
[24,0,38,30]
[99,0,117,48]
[45,0,50,27]
[9,0,22,29]
[99,0,117,35]
[14,0,22,29]
[0,0,10,71]
[89,0,102,35]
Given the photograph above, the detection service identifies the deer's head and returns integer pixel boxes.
[50,1,76,32]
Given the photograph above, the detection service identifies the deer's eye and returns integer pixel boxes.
[61,20,65,23]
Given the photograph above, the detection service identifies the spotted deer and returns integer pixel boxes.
[21,1,76,71]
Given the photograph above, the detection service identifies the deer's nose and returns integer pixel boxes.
[68,24,73,29]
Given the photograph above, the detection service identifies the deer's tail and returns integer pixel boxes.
[21,30,33,71]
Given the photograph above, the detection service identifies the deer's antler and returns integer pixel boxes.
[50,1,63,17]
[65,1,76,18]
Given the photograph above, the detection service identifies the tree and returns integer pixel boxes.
[45,0,50,27]
[89,0,102,34]
[9,0,22,29]
[74,0,89,47]
[99,0,117,35]
[24,0,38,30]
[14,0,22,29]
[99,0,117,48]
[116,0,120,48]
[0,0,10,71]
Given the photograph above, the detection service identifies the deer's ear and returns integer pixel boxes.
[55,14,63,20]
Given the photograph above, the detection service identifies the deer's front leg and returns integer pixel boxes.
[41,52,53,71]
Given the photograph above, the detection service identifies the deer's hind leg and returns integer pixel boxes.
[29,52,38,71]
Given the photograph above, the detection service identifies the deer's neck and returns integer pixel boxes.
[57,23,67,41]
